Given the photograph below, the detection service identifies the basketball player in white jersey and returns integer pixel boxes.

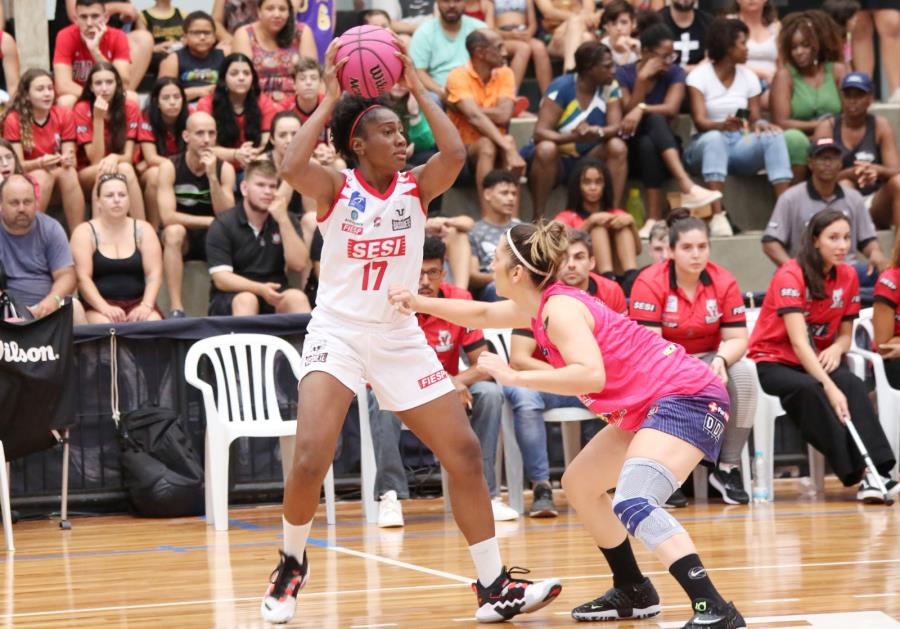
[259,38,562,625]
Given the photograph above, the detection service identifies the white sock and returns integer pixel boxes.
[469,537,503,587]
[283,516,312,560]
[718,463,738,473]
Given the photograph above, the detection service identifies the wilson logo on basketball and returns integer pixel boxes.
[417,369,448,389]
[347,236,406,259]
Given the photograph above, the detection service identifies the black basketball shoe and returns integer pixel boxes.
[472,566,562,622]
[682,598,746,628]
[260,550,309,624]
[709,467,750,505]
[571,577,661,621]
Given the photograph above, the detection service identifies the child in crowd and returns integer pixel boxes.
[600,0,640,65]
[159,11,226,103]
[136,0,185,91]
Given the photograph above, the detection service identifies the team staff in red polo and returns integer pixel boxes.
[749,209,897,503]
[629,210,757,506]
[873,239,900,388]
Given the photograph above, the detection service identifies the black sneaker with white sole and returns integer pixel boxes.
[260,550,309,624]
[529,483,559,518]
[709,467,749,505]
[682,599,746,628]
[665,487,689,508]
[472,566,562,622]
[571,577,661,622]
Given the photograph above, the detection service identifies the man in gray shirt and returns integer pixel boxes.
[468,170,520,301]
[762,138,888,275]
[0,175,85,323]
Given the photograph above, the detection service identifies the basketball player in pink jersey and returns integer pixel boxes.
[390,222,747,629]
[259,39,562,625]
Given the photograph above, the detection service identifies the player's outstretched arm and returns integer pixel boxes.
[388,285,531,330]
[280,39,347,215]
[393,40,466,206]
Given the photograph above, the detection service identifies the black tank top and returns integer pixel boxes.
[177,47,225,94]
[834,114,881,196]
[141,7,185,43]
[173,153,223,217]
[89,220,145,300]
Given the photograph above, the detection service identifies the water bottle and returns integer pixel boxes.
[625,188,645,229]
[752,451,769,503]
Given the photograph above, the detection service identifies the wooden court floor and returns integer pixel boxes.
[1,480,899,628]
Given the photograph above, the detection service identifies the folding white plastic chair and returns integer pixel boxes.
[185,333,335,531]
[850,308,900,480]
[0,440,13,551]
[745,309,825,499]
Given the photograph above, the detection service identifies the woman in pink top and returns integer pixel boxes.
[390,221,745,629]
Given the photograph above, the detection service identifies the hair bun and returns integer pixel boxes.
[666,206,691,227]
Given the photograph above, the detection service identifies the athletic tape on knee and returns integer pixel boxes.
[612,458,686,550]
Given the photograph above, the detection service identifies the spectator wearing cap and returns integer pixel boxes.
[446,29,525,204]
[813,71,900,235]
[762,137,888,285]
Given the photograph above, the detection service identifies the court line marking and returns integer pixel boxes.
[350,624,397,628]
[855,593,899,598]
[327,544,470,583]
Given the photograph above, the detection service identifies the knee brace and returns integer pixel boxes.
[612,458,686,551]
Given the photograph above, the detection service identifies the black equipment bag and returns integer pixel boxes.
[110,332,204,517]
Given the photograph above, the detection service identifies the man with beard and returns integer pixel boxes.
[409,0,486,101]
[0,175,86,323]
[205,159,311,316]
[659,0,713,70]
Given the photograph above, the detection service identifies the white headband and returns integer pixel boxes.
[505,230,549,276]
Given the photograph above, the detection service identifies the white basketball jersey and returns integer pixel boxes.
[315,168,426,325]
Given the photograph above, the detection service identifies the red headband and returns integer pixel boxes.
[348,104,382,142]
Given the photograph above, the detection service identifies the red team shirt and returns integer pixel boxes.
[73,99,143,168]
[749,259,861,366]
[139,114,180,157]
[193,94,277,143]
[416,284,487,376]
[52,25,130,86]
[629,260,746,354]
[513,273,627,360]
[874,266,900,338]
[3,107,77,160]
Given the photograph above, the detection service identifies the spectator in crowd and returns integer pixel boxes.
[0,140,24,180]
[232,0,318,104]
[267,111,311,215]
[74,62,145,220]
[135,0,185,91]
[684,17,791,236]
[850,0,900,103]
[281,58,324,126]
[629,209,756,506]
[371,236,517,527]
[660,0,713,70]
[447,30,525,201]
[469,170,519,301]
[464,0,488,20]
[0,24,19,103]
[536,0,599,73]
[770,10,846,183]
[159,11,225,103]
[410,0,486,100]
[206,159,310,316]
[601,0,640,66]
[729,0,780,107]
[212,0,258,46]
[387,81,436,165]
[158,112,236,318]
[295,0,334,63]
[483,0,551,92]
[0,174,85,324]
[762,138,888,279]
[647,220,670,262]
[194,53,276,172]
[371,0,435,36]
[527,41,627,220]
[508,229,624,517]
[555,159,639,287]
[139,78,189,228]
[70,173,163,323]
[873,238,900,388]
[55,0,153,105]
[616,22,722,238]
[813,71,900,233]
[749,209,898,503]
[822,0,860,66]
[2,69,85,229]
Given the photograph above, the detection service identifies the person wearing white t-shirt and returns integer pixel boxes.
[683,17,791,237]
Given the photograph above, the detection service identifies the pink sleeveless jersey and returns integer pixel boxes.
[531,282,723,431]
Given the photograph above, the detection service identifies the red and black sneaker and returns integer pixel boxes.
[472,566,562,623]
[260,550,309,624]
